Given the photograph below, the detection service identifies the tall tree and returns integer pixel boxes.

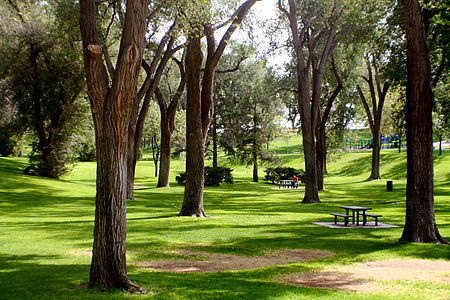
[127,14,183,198]
[279,0,343,203]
[79,0,148,291]
[178,0,260,217]
[0,0,84,178]
[155,57,185,187]
[399,0,447,244]
[315,57,343,190]
[217,59,282,182]
[356,55,391,180]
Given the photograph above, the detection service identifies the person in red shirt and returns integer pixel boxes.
[292,175,299,188]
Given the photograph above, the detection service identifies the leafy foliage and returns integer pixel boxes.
[215,57,282,171]
[0,2,85,177]
[176,166,234,186]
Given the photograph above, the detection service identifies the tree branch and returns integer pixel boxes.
[216,56,247,73]
[6,0,24,22]
[357,84,375,132]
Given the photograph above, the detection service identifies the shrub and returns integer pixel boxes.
[176,166,234,186]
[264,167,305,184]
[175,172,186,185]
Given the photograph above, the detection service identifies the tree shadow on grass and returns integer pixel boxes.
[131,268,342,300]
[333,152,406,178]
[0,254,93,299]
[0,157,28,173]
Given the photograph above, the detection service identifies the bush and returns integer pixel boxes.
[264,167,305,184]
[176,166,234,186]
[175,172,186,185]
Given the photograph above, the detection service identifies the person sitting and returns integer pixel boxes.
[292,175,299,188]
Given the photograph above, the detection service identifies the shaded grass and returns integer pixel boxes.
[0,150,449,300]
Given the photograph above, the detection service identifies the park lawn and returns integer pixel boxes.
[0,150,449,300]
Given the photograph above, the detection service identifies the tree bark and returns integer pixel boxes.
[79,0,148,290]
[316,126,326,190]
[212,108,219,168]
[400,0,447,244]
[370,128,381,179]
[252,133,259,183]
[179,36,207,217]
[157,128,171,187]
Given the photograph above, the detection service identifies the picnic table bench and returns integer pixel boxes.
[277,180,295,188]
[360,212,382,226]
[329,206,382,226]
[330,212,351,226]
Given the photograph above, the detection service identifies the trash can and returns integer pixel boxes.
[386,180,393,191]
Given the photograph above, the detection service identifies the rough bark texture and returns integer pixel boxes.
[80,0,148,290]
[400,0,447,244]
[179,36,207,217]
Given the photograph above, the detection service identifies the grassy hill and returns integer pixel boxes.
[0,149,448,299]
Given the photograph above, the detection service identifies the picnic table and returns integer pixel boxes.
[277,179,294,188]
[330,206,382,226]
[340,206,372,226]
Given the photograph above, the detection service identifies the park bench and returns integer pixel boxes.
[359,212,382,226]
[277,180,293,188]
[330,212,352,226]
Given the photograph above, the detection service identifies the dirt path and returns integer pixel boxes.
[277,259,450,296]
[136,249,449,297]
[136,249,333,272]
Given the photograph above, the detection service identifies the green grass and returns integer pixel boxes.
[0,149,449,299]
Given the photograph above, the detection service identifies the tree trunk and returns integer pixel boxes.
[301,110,320,203]
[356,56,389,181]
[155,59,185,188]
[151,136,160,177]
[315,59,342,190]
[252,141,259,182]
[80,0,148,290]
[316,127,326,190]
[157,126,171,187]
[400,0,447,244]
[369,129,381,179]
[179,36,207,217]
[212,112,219,168]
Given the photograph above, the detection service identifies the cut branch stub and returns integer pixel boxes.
[126,43,138,65]
[87,44,102,55]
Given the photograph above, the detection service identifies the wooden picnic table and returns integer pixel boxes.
[278,180,294,188]
[340,206,372,226]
